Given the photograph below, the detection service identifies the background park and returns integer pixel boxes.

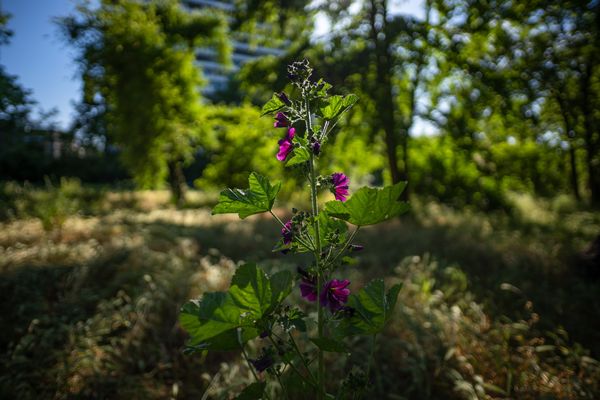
[1,0,600,398]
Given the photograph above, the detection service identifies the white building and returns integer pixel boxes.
[181,0,285,97]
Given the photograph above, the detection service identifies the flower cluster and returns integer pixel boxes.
[298,268,351,312]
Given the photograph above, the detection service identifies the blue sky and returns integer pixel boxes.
[2,0,81,129]
[1,0,427,131]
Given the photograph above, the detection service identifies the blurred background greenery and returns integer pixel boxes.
[1,0,599,399]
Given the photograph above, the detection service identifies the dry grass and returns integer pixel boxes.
[0,189,599,399]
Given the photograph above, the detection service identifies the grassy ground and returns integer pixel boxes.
[0,187,599,399]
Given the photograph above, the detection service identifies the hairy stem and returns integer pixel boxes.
[288,332,317,384]
[268,335,317,388]
[305,93,325,399]
[326,227,360,268]
[238,329,272,400]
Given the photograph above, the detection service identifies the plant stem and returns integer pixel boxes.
[326,227,360,267]
[238,329,272,400]
[288,332,317,384]
[268,335,317,388]
[306,93,325,399]
[309,152,324,399]
[275,371,290,400]
[365,334,377,389]
[269,210,314,251]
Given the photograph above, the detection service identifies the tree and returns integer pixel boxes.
[59,0,230,205]
[0,11,35,149]
[310,0,433,197]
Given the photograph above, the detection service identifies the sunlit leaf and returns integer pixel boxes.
[212,172,281,219]
[261,93,286,116]
[324,182,409,226]
[320,94,358,120]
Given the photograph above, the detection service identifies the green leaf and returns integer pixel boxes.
[179,292,243,346]
[324,182,409,226]
[180,265,293,351]
[286,146,311,166]
[229,263,272,318]
[212,172,281,219]
[315,78,332,97]
[335,280,402,336]
[261,93,285,116]
[292,211,348,254]
[236,382,266,399]
[269,270,293,307]
[320,94,358,120]
[310,337,350,353]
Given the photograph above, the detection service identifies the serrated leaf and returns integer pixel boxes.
[310,337,350,353]
[324,182,409,226]
[269,270,293,307]
[212,172,281,219]
[335,280,402,336]
[261,93,285,116]
[286,146,311,166]
[236,382,266,399]
[180,265,292,351]
[229,263,272,317]
[179,292,243,346]
[320,94,358,120]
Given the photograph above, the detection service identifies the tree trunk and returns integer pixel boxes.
[168,160,187,207]
[368,0,401,187]
[580,62,600,206]
[556,91,581,200]
[568,144,581,201]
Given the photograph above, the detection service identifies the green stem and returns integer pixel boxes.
[309,154,324,399]
[365,334,377,389]
[275,371,290,400]
[268,336,317,388]
[288,332,317,384]
[269,210,314,251]
[238,329,272,400]
[305,94,325,400]
[326,227,360,268]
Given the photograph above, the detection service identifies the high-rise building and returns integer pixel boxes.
[181,0,285,97]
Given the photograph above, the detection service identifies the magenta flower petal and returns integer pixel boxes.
[300,277,318,302]
[320,279,351,312]
[281,220,293,245]
[331,172,350,202]
[276,128,295,161]
[274,112,289,128]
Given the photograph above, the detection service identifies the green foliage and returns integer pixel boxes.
[60,0,230,197]
[236,382,266,399]
[325,182,410,226]
[193,104,290,194]
[212,172,281,219]
[180,263,292,351]
[0,193,599,398]
[335,280,402,337]
[319,94,358,121]
[260,93,286,116]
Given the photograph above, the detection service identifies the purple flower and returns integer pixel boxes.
[320,279,351,312]
[277,127,295,161]
[274,112,289,128]
[250,354,273,372]
[281,220,293,245]
[311,140,321,155]
[298,268,318,302]
[277,92,291,106]
[331,172,350,202]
